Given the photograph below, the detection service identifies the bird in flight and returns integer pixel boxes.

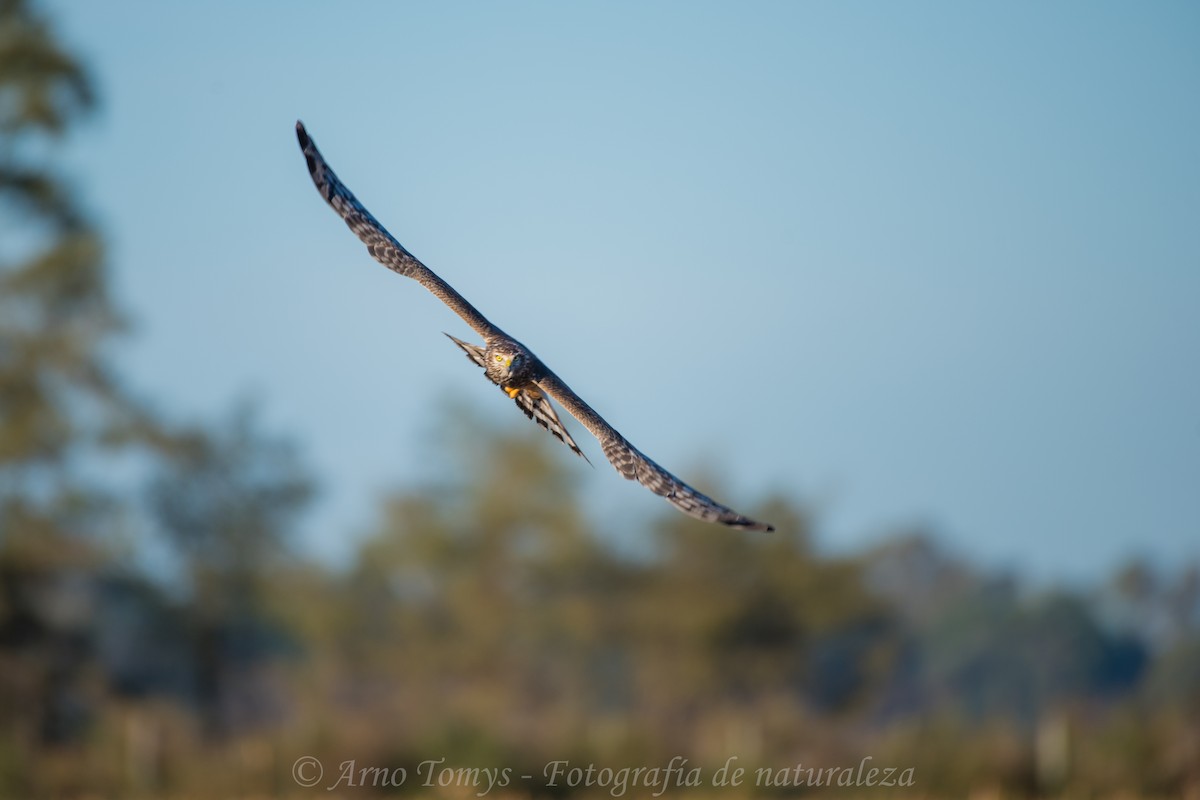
[295,122,773,532]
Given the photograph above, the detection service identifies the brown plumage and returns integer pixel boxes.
[296,121,773,532]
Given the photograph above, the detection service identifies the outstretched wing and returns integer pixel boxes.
[536,371,774,532]
[296,121,500,340]
[445,334,590,463]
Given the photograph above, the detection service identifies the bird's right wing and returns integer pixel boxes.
[536,371,774,532]
[296,121,500,340]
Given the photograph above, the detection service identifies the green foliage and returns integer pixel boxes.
[0,0,119,478]
[0,0,314,770]
[148,404,313,583]
[0,0,93,138]
[144,404,314,738]
[0,0,130,765]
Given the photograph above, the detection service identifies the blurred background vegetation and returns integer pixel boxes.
[1,1,1197,797]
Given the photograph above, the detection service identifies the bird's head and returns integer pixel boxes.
[488,347,524,381]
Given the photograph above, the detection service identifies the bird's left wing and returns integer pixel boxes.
[296,121,501,340]
[536,371,774,531]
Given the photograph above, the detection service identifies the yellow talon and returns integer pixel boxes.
[504,387,520,399]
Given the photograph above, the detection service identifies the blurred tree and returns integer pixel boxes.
[645,495,902,757]
[861,530,979,626]
[332,404,613,759]
[0,0,134,483]
[1101,557,1200,649]
[0,0,149,756]
[918,584,1146,723]
[322,408,907,770]
[145,405,313,738]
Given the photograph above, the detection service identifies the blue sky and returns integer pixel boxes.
[49,1,1198,581]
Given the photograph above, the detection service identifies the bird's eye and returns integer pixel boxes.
[494,354,503,362]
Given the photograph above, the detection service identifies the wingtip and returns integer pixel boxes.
[295,120,309,147]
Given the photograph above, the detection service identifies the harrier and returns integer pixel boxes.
[296,122,773,532]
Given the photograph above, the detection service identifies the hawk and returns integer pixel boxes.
[296,122,773,532]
